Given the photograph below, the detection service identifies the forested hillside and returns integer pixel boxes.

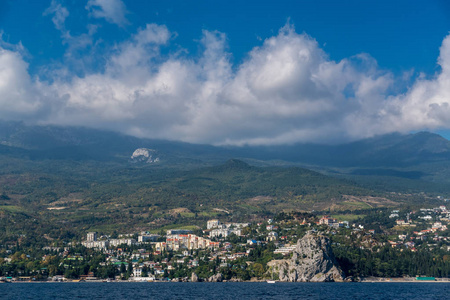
[0,156,406,245]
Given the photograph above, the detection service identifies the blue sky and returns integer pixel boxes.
[1,0,450,144]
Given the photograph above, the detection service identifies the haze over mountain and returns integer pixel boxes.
[235,131,450,167]
[1,121,450,190]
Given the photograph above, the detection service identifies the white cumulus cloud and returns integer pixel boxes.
[3,23,450,145]
[0,48,44,119]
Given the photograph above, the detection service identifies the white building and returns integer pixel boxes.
[82,232,109,249]
[133,267,143,278]
[82,240,109,249]
[87,232,97,242]
[138,234,159,243]
[209,228,242,238]
[109,238,136,247]
[165,234,217,251]
[207,219,221,229]
[210,228,230,238]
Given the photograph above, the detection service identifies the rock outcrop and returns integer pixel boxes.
[228,277,242,282]
[208,273,223,282]
[268,231,345,282]
[130,148,160,163]
[191,272,199,282]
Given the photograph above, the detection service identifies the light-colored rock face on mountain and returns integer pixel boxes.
[268,231,345,282]
[131,148,160,163]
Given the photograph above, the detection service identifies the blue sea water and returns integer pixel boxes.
[0,282,449,300]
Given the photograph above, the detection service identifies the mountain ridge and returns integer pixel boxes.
[2,120,450,191]
[1,121,450,166]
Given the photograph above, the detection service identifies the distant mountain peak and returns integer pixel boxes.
[402,131,450,154]
[219,159,252,170]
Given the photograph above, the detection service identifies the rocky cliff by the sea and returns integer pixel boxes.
[268,231,345,282]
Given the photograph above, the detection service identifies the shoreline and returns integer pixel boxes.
[4,278,450,283]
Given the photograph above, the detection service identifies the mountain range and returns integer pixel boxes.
[1,120,450,190]
[2,120,450,165]
[0,120,448,237]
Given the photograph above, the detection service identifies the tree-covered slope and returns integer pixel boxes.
[0,156,388,241]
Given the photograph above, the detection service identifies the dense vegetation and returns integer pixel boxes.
[0,155,386,244]
[1,213,449,280]
[334,245,450,278]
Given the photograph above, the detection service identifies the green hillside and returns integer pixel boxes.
[1,120,449,247]
[0,156,402,243]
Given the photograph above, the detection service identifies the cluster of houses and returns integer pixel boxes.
[73,223,257,281]
[4,204,448,282]
[81,221,253,252]
[74,205,450,261]
[390,206,449,224]
[156,231,219,252]
[206,220,249,238]
[386,206,450,250]
[317,216,350,228]
[390,206,449,230]
[81,232,159,249]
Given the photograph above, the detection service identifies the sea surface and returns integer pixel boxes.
[1,282,449,300]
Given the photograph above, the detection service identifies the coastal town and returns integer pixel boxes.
[3,1,450,299]
[1,203,449,283]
